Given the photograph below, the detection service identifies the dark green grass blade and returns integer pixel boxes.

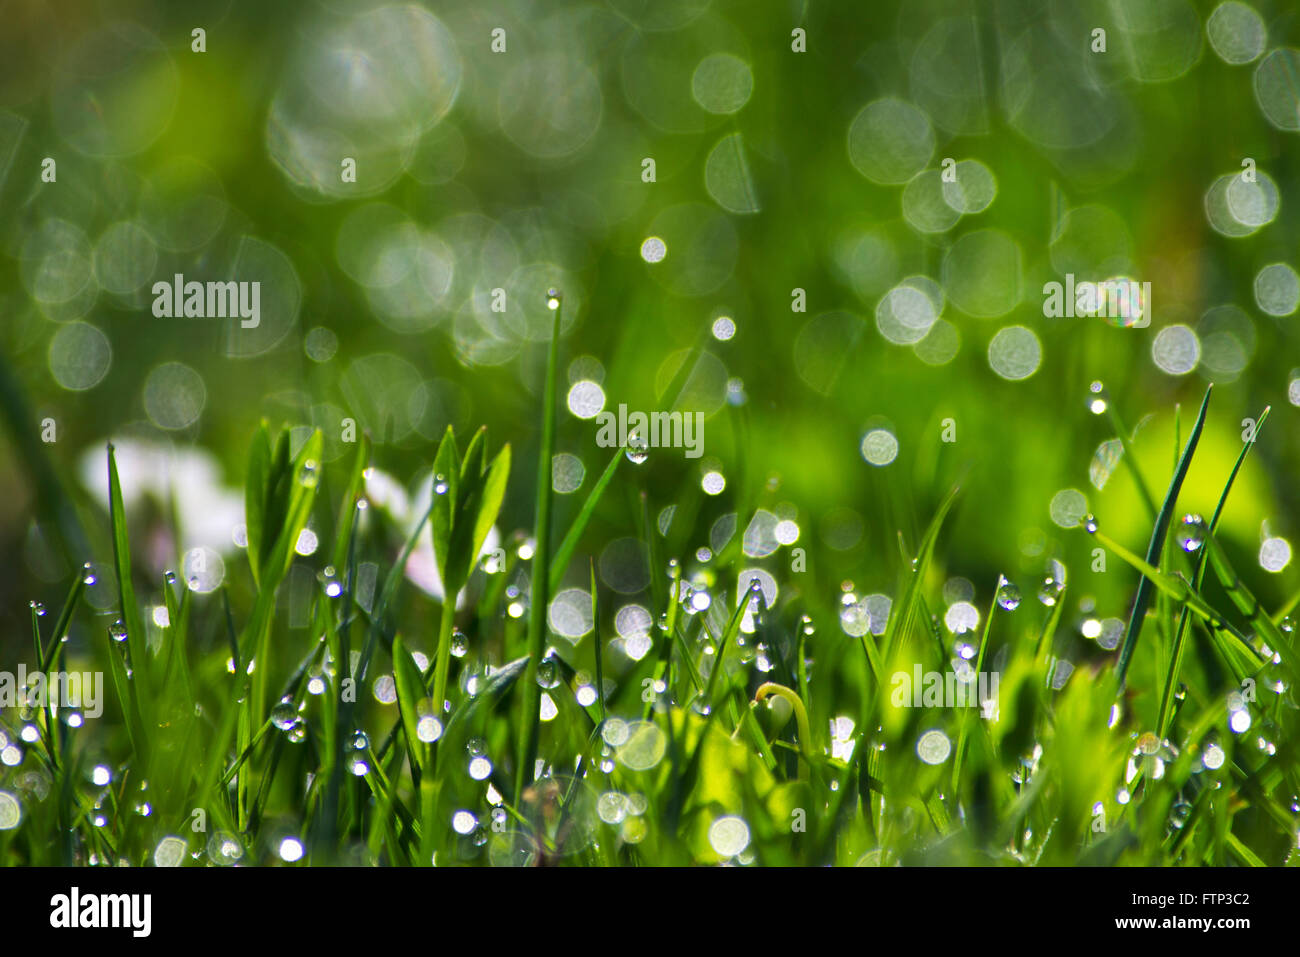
[548,447,621,596]
[1158,407,1268,736]
[39,572,86,676]
[590,559,605,724]
[1116,385,1211,687]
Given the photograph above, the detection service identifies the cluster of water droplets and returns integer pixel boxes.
[349,730,371,776]
[271,696,308,743]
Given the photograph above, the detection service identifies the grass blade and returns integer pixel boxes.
[516,291,562,803]
[549,447,621,596]
[106,444,153,757]
[1159,408,1270,735]
[1116,385,1212,687]
[882,480,963,664]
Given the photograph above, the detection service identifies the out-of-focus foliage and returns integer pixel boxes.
[0,0,1298,866]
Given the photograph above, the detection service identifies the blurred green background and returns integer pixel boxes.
[1,0,1297,701]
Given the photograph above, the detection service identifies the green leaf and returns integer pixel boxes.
[429,426,459,588]
[470,445,510,574]
[444,432,510,593]
[459,425,487,486]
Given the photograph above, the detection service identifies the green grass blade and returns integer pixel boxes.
[244,423,272,587]
[590,559,605,724]
[517,292,562,804]
[549,447,622,596]
[1116,385,1212,687]
[702,585,753,709]
[331,432,372,571]
[953,576,1003,789]
[1091,527,1262,674]
[392,636,428,784]
[1158,409,1268,734]
[882,480,963,664]
[106,444,153,753]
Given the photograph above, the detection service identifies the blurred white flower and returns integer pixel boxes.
[364,467,500,605]
[79,439,243,556]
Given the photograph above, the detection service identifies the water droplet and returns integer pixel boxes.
[916,729,952,765]
[416,714,443,743]
[351,730,369,752]
[108,619,128,642]
[546,288,561,310]
[298,459,319,488]
[536,657,560,689]
[1088,380,1108,415]
[164,570,177,585]
[433,474,449,495]
[153,836,187,867]
[81,563,97,585]
[28,601,45,616]
[206,831,244,866]
[625,432,649,465]
[450,630,469,658]
[1169,801,1191,829]
[996,579,1022,611]
[1202,742,1225,770]
[466,737,487,757]
[1037,577,1064,607]
[1178,514,1206,552]
[271,697,297,732]
[1083,514,1098,534]
[287,719,307,743]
